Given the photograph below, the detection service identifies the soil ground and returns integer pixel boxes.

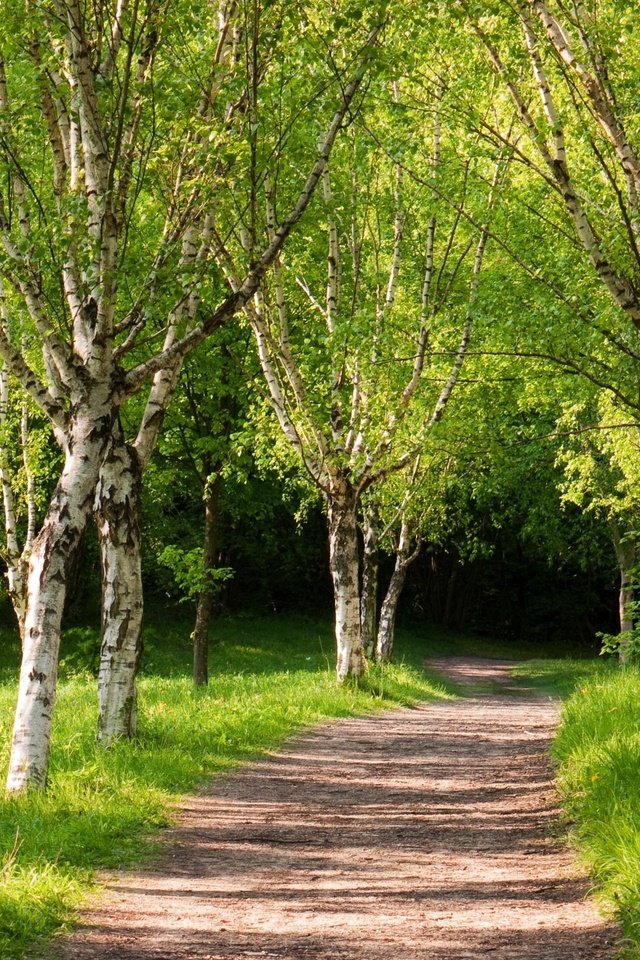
[51,657,621,959]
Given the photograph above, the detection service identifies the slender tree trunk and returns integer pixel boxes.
[0,302,31,639]
[360,505,379,658]
[95,422,143,743]
[327,478,365,682]
[611,524,637,664]
[7,404,112,792]
[619,566,635,635]
[376,520,421,663]
[192,472,222,687]
[443,561,458,629]
[0,386,27,636]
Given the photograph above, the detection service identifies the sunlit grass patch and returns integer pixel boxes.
[552,666,640,954]
[510,657,612,699]
[0,614,447,959]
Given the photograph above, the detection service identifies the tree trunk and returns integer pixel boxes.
[95,422,144,743]
[611,524,637,664]
[6,404,112,792]
[0,342,28,639]
[192,472,222,687]
[327,479,365,682]
[443,562,458,629]
[360,505,379,658]
[376,520,421,663]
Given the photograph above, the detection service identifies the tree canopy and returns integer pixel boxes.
[0,0,639,791]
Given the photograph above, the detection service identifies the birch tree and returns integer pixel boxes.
[208,69,507,680]
[371,162,503,663]
[457,1,640,410]
[93,1,386,740]
[0,0,380,791]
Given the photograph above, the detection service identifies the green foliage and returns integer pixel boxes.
[598,594,640,661]
[2,0,640,947]
[598,627,640,661]
[557,396,640,522]
[553,667,640,952]
[157,545,234,601]
[0,613,448,959]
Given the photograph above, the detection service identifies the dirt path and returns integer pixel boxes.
[52,657,620,960]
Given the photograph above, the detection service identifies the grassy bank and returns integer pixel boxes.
[507,655,640,955]
[0,614,449,959]
[510,657,611,699]
[549,665,640,956]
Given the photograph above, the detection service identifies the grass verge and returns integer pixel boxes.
[549,665,640,957]
[507,654,640,956]
[510,656,612,700]
[0,613,450,960]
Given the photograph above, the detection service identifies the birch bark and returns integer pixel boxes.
[328,477,366,682]
[7,398,113,790]
[375,518,420,663]
[360,504,379,658]
[95,422,143,742]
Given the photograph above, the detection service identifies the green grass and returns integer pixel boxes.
[496,653,640,957]
[3,613,635,959]
[502,655,640,956]
[0,613,450,960]
[510,656,613,699]
[550,665,640,957]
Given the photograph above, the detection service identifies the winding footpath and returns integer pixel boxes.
[52,658,619,960]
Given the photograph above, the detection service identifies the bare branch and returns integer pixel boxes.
[121,25,383,396]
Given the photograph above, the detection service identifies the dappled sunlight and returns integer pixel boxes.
[55,659,619,959]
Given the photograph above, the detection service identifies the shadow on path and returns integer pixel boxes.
[52,657,620,960]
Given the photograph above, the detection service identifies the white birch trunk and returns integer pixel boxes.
[327,479,365,682]
[376,520,420,663]
[93,365,182,743]
[95,226,203,738]
[95,423,143,743]
[360,506,379,659]
[7,403,112,792]
[21,392,37,552]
